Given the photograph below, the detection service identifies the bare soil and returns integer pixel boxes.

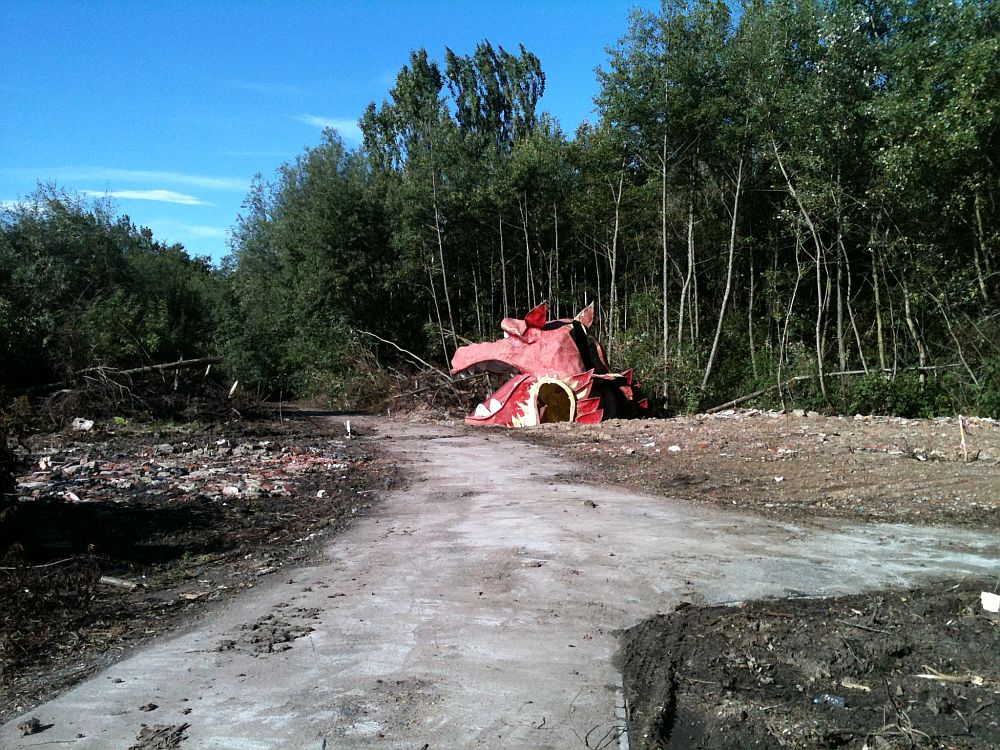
[515,410,1000,748]
[4,407,999,749]
[618,580,999,749]
[0,412,395,724]
[516,409,1000,528]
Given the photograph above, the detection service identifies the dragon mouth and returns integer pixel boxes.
[453,359,520,378]
[465,374,532,423]
[463,372,607,427]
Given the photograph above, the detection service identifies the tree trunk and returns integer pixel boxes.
[498,213,509,318]
[678,193,695,352]
[771,141,829,405]
[931,292,978,386]
[472,265,483,337]
[840,236,868,374]
[426,256,449,364]
[900,279,927,378]
[661,135,670,366]
[607,165,626,361]
[701,157,744,392]
[778,228,805,409]
[871,242,887,372]
[974,192,991,301]
[553,202,560,318]
[748,255,757,380]
[430,168,457,352]
[519,193,535,308]
[591,242,603,334]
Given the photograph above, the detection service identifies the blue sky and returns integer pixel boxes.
[1,0,656,263]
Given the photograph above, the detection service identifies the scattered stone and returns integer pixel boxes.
[982,591,1000,613]
[17,717,45,736]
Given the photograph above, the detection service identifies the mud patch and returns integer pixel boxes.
[618,579,1000,749]
[127,722,189,749]
[216,607,320,655]
[323,677,442,742]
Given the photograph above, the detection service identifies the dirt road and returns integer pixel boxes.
[3,419,997,749]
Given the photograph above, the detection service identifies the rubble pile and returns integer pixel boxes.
[2,418,389,723]
[17,435,354,508]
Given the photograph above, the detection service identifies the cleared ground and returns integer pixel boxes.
[2,415,997,749]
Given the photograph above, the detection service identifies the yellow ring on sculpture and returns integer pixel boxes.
[528,378,577,425]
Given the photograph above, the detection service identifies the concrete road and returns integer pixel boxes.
[3,420,997,749]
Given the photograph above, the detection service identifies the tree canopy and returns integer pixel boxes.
[4,2,997,418]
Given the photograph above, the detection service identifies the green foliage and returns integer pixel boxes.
[0,186,218,390]
[218,132,401,400]
[847,373,954,419]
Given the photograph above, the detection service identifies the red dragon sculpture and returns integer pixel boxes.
[450,302,650,427]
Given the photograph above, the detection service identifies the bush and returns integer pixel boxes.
[847,372,953,418]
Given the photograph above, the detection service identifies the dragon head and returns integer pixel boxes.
[451,302,647,427]
[450,302,604,381]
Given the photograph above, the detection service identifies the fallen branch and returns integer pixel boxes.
[15,357,223,396]
[706,365,963,414]
[358,330,452,382]
[706,375,811,413]
[114,357,221,377]
[392,372,489,399]
[834,617,891,634]
[98,575,143,591]
[914,665,986,685]
[0,557,77,571]
[840,678,872,692]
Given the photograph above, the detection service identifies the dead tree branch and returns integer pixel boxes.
[706,365,963,414]
[358,330,452,382]
[15,357,222,397]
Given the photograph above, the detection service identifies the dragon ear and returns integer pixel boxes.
[524,301,548,329]
[574,302,595,329]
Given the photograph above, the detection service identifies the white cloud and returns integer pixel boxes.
[3,167,249,192]
[142,219,230,251]
[296,115,363,142]
[83,189,211,206]
[178,224,227,239]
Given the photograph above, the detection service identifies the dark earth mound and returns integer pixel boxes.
[618,580,1000,749]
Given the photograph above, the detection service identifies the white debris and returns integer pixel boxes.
[71,418,94,431]
[982,591,1000,613]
